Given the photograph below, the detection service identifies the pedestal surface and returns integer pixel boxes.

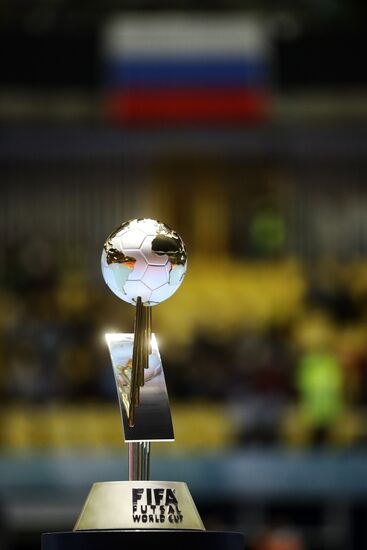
[42,530,244,550]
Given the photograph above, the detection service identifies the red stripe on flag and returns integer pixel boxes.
[105,88,271,124]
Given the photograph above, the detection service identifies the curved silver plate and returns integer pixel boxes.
[105,333,174,442]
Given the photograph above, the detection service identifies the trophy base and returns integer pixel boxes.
[42,530,244,550]
[73,481,205,531]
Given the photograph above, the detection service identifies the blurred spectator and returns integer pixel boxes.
[254,528,305,550]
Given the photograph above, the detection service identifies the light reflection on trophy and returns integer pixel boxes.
[42,218,243,550]
[101,218,185,485]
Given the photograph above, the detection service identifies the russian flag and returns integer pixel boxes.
[102,15,272,125]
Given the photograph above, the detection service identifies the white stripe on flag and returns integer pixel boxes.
[102,15,270,59]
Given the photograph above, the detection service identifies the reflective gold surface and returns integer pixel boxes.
[152,221,187,266]
[129,299,153,426]
[74,481,205,531]
[130,297,142,424]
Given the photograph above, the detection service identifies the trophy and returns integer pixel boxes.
[42,218,243,550]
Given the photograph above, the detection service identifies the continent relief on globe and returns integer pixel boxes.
[151,233,186,284]
[104,244,137,297]
[102,219,187,306]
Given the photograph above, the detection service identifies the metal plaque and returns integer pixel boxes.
[74,481,205,531]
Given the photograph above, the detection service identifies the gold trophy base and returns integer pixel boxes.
[74,481,205,531]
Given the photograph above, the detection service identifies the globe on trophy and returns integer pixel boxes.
[42,218,244,550]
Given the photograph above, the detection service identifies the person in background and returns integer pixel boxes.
[293,312,344,445]
[254,528,305,550]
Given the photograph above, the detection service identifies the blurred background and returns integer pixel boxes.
[1,2,367,549]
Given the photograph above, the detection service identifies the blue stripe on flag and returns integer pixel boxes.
[104,57,268,87]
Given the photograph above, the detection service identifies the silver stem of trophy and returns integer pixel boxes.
[128,441,151,480]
